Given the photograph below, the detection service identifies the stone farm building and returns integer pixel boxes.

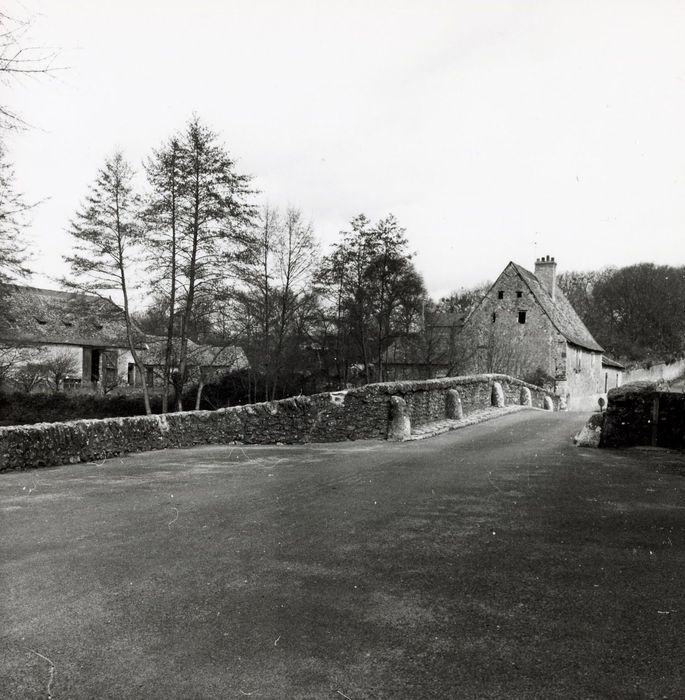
[460,256,620,410]
[0,285,248,391]
[138,337,249,388]
[0,284,139,389]
[383,311,464,381]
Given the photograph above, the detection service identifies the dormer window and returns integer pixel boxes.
[63,320,73,327]
[35,317,47,325]
[497,291,504,299]
[93,323,104,330]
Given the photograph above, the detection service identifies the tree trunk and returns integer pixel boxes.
[195,376,204,411]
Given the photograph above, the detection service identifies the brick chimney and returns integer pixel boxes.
[534,255,557,300]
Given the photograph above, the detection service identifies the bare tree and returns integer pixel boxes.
[41,350,79,392]
[271,208,318,398]
[11,360,45,393]
[0,344,40,387]
[1,10,62,130]
[0,140,30,288]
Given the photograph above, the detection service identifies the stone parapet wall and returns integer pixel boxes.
[0,374,555,471]
[602,382,685,448]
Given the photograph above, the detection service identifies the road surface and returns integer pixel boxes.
[1,411,684,698]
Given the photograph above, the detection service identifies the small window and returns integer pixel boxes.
[63,320,73,327]
[492,312,496,323]
[35,318,47,325]
[518,311,527,324]
[516,291,523,298]
[497,291,504,299]
[93,323,104,330]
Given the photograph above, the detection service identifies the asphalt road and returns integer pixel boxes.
[1,411,684,699]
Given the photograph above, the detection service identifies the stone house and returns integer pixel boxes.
[0,284,139,389]
[460,256,607,410]
[0,285,249,393]
[135,337,249,388]
[383,311,464,380]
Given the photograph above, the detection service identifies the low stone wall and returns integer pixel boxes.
[601,382,685,448]
[0,374,555,471]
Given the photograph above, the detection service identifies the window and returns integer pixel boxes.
[497,291,504,299]
[516,291,523,298]
[518,311,527,324]
[146,366,155,387]
[492,312,496,323]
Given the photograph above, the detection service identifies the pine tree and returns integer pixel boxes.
[62,151,152,413]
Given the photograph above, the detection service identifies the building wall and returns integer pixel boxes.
[602,367,623,393]
[563,345,604,410]
[9,342,133,389]
[462,265,564,381]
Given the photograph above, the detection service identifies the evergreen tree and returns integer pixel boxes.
[62,151,152,413]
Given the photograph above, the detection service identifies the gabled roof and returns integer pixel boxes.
[465,261,603,353]
[142,336,248,369]
[602,355,625,369]
[0,284,137,348]
[509,262,603,352]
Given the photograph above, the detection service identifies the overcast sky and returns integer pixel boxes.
[5,0,685,302]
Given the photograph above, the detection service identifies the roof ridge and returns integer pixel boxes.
[509,261,603,352]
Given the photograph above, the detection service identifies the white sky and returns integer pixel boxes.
[5,0,685,303]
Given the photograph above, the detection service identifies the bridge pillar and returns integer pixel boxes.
[446,389,463,420]
[519,386,532,406]
[491,382,505,408]
[388,396,411,441]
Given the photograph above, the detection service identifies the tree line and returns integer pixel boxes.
[558,264,685,363]
[43,116,427,412]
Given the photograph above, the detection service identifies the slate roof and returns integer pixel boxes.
[142,336,249,369]
[601,355,625,369]
[0,284,137,348]
[464,262,603,353]
[508,262,603,352]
